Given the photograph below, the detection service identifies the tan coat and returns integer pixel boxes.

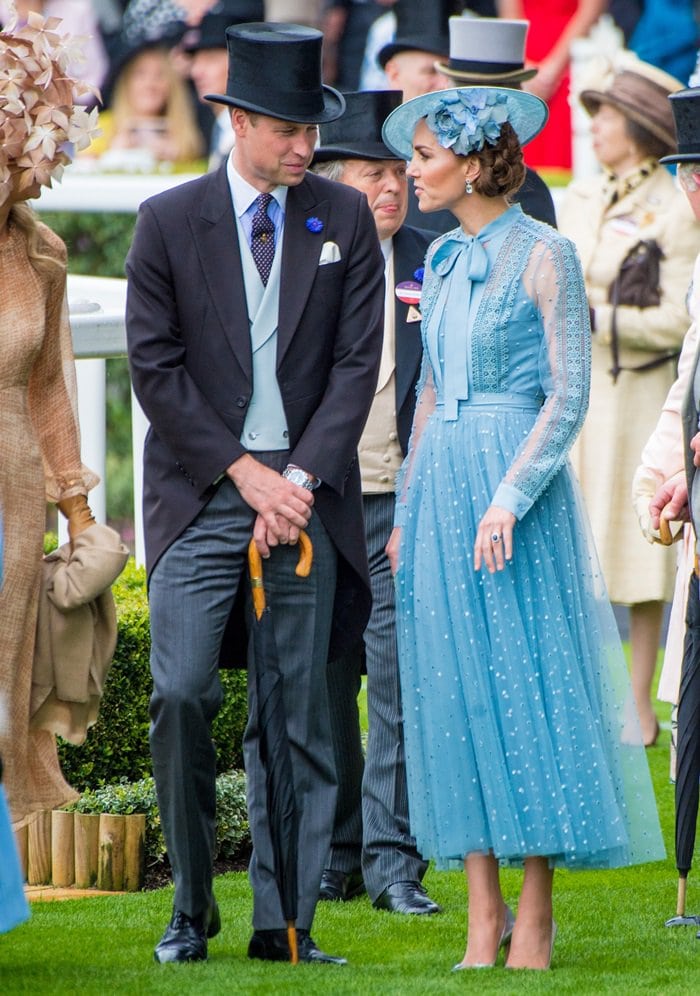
[31,524,128,746]
[559,166,700,603]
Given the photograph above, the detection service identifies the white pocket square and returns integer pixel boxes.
[318,240,342,265]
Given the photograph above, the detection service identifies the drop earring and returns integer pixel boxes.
[465,178,473,195]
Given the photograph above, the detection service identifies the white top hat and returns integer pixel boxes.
[436,16,537,85]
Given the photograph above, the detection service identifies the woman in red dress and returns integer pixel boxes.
[499,0,606,173]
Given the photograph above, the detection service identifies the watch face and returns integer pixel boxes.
[285,468,313,489]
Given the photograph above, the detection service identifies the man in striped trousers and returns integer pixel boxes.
[312,89,441,916]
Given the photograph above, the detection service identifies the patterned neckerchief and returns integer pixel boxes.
[603,157,658,207]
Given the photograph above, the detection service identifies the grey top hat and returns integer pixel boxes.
[436,16,537,85]
[660,88,700,164]
[313,90,404,163]
[206,21,345,124]
[378,0,456,68]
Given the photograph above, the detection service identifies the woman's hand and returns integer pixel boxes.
[474,505,516,573]
[57,493,96,544]
[386,526,402,576]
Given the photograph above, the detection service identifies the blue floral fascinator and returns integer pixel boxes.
[381,86,548,161]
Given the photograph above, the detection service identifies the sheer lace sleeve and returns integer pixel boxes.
[394,352,436,527]
[28,263,99,502]
[491,234,591,519]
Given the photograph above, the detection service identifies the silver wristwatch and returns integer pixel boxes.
[283,466,317,491]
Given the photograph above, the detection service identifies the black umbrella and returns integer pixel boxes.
[247,532,313,964]
[665,570,700,929]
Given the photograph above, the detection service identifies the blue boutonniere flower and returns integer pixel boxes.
[413,267,425,284]
[306,216,324,233]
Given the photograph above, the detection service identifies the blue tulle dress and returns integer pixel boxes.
[394,205,665,870]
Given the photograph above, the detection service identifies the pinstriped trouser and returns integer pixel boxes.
[149,463,337,930]
[327,492,427,901]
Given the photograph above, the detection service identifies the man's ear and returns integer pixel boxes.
[231,107,248,137]
[384,57,400,90]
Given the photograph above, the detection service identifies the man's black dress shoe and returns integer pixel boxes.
[248,928,347,964]
[373,881,442,915]
[154,898,221,963]
[318,868,365,902]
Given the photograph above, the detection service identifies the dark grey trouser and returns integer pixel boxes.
[149,461,337,930]
[327,492,427,901]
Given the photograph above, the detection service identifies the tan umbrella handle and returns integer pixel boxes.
[248,531,313,620]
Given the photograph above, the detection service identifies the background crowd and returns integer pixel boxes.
[0,1,697,175]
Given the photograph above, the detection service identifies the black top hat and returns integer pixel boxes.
[206,21,345,124]
[660,88,700,164]
[378,0,459,68]
[313,90,404,163]
[181,2,264,53]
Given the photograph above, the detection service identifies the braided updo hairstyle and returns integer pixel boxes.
[472,122,526,199]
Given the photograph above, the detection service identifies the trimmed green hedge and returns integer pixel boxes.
[70,771,249,868]
[57,558,248,790]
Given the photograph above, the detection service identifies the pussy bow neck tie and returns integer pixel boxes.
[430,230,489,280]
[430,230,489,419]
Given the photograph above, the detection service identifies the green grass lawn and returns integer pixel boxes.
[3,675,700,993]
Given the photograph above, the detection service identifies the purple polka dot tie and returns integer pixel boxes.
[250,192,275,286]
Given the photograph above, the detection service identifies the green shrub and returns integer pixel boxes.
[40,211,135,279]
[57,558,248,790]
[70,770,249,868]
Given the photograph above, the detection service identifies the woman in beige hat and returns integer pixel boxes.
[559,58,700,747]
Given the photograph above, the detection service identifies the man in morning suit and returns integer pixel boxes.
[312,90,440,916]
[126,22,384,965]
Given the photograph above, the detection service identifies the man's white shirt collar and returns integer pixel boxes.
[226,157,288,219]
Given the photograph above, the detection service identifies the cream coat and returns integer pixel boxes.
[559,166,700,603]
[632,254,700,703]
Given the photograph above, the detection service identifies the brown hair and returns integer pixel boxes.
[9,204,64,276]
[625,117,670,162]
[472,122,525,199]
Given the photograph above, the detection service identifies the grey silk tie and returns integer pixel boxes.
[250,192,275,285]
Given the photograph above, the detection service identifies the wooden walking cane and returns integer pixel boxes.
[247,530,313,966]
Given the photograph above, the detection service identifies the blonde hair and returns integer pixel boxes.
[110,47,203,163]
[9,203,64,276]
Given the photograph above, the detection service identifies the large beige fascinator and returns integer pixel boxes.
[0,3,100,207]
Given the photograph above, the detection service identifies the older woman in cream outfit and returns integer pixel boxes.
[558,58,700,745]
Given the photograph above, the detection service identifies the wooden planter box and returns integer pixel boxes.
[18,810,145,892]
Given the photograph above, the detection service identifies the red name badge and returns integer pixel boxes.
[395,280,422,306]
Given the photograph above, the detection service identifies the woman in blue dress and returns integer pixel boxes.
[382,88,665,971]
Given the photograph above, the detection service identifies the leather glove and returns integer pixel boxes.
[57,493,96,543]
[631,465,683,546]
